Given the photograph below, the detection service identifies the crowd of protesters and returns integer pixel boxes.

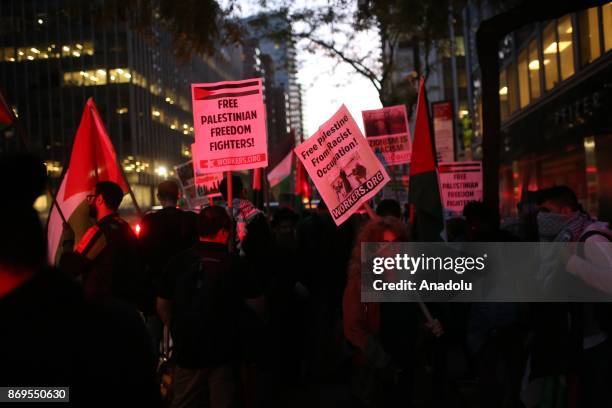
[1,152,612,408]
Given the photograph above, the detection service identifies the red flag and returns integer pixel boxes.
[409,79,437,176]
[47,98,128,264]
[64,98,127,200]
[295,158,310,197]
[0,92,14,126]
[408,78,444,241]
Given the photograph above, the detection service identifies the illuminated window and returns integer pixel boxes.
[131,71,147,88]
[518,49,530,108]
[543,22,559,90]
[82,41,94,56]
[604,3,612,51]
[557,15,574,80]
[109,68,131,84]
[181,144,192,158]
[528,39,541,99]
[151,107,163,121]
[62,69,107,86]
[150,83,162,96]
[10,42,91,62]
[60,42,93,58]
[165,90,176,105]
[499,69,509,121]
[455,37,465,56]
[0,47,15,62]
[579,7,601,65]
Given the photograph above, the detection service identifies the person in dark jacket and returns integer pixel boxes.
[0,153,159,406]
[60,181,145,309]
[139,180,198,352]
[157,205,261,408]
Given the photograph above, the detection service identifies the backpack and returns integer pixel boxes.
[171,254,239,367]
[577,221,612,258]
[576,221,612,333]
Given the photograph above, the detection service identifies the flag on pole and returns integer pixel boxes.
[267,151,293,188]
[409,79,444,241]
[295,158,310,198]
[252,168,262,190]
[47,98,128,264]
[0,91,15,127]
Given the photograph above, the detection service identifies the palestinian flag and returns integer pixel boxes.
[408,79,444,242]
[47,98,128,264]
[267,151,293,188]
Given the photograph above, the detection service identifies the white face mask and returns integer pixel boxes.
[537,212,570,240]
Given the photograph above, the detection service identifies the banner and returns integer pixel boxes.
[362,105,411,166]
[432,101,455,163]
[191,78,268,173]
[438,161,483,214]
[295,105,390,225]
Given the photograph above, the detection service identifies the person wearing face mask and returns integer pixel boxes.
[535,186,612,296]
[60,181,146,309]
[525,186,612,408]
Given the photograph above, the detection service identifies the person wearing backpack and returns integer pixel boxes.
[156,205,260,408]
[140,180,198,356]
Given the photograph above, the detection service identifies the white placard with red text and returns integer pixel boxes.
[362,105,412,166]
[295,105,390,226]
[438,161,482,213]
[191,78,268,173]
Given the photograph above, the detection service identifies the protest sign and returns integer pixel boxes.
[438,161,482,213]
[174,160,206,208]
[295,105,390,225]
[192,78,268,173]
[432,101,455,163]
[191,143,223,198]
[362,105,411,166]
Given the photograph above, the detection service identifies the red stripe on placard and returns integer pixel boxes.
[200,153,266,169]
[198,81,260,91]
[195,89,260,101]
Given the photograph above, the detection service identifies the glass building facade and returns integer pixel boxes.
[0,0,243,210]
[496,4,612,220]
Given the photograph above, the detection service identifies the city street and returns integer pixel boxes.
[1,0,611,407]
